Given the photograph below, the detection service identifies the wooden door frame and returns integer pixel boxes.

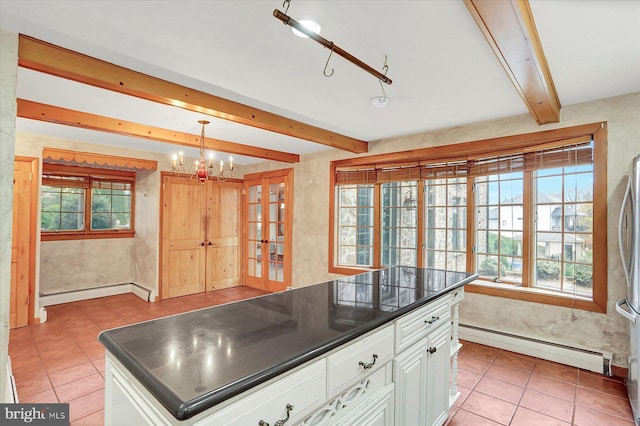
[14,156,39,325]
[243,168,294,289]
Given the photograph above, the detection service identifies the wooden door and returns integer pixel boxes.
[244,169,293,292]
[206,181,243,290]
[11,158,37,328]
[161,176,206,298]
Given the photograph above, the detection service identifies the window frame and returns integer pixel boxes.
[41,163,136,241]
[329,122,607,312]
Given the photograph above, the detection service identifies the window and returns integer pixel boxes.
[381,181,418,267]
[475,172,524,283]
[330,122,607,312]
[425,177,467,272]
[41,164,135,240]
[534,162,594,298]
[336,184,374,267]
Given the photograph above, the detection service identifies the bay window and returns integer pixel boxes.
[330,122,607,312]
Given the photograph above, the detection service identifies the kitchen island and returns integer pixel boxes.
[99,266,476,425]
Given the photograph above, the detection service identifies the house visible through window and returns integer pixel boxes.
[41,164,135,240]
[331,122,607,312]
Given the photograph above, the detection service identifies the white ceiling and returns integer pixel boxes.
[1,1,639,165]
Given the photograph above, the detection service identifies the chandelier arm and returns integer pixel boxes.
[273,9,393,85]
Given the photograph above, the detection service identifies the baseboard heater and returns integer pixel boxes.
[459,323,612,375]
[40,282,153,307]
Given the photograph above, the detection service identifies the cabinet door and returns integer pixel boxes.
[206,182,242,290]
[426,323,451,426]
[393,338,427,425]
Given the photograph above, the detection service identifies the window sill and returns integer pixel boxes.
[466,279,606,313]
[329,265,379,276]
[41,230,135,241]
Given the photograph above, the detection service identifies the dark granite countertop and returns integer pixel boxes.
[98,266,476,420]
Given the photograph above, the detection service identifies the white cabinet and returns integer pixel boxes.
[393,322,450,426]
[426,324,451,426]
[394,338,428,425]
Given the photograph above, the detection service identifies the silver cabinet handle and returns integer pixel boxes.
[425,315,440,324]
[428,346,437,354]
[359,353,378,370]
[259,403,294,426]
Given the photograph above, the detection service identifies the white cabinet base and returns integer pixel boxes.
[103,290,465,426]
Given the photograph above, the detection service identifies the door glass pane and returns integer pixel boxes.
[269,261,284,282]
[248,185,261,203]
[255,259,261,278]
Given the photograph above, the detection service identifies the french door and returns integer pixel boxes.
[244,169,293,292]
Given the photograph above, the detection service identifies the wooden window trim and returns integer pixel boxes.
[41,163,136,241]
[329,122,607,312]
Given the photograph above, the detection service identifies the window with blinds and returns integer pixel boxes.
[41,164,135,239]
[331,123,606,312]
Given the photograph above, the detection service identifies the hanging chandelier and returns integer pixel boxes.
[171,120,235,183]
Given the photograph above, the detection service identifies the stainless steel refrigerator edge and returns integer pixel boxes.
[617,153,640,425]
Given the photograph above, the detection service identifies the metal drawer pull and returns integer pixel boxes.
[425,315,440,324]
[359,353,378,370]
[258,403,294,426]
[428,347,437,354]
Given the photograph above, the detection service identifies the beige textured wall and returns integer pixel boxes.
[243,92,640,366]
[132,168,160,294]
[0,29,18,403]
[40,239,134,293]
[14,133,173,299]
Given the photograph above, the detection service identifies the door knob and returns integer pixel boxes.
[200,242,205,247]
[207,241,213,246]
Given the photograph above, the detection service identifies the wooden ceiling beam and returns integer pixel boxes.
[17,99,300,163]
[18,35,368,154]
[464,0,561,124]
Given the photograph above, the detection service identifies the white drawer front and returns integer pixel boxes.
[327,325,394,397]
[299,363,391,426]
[395,296,450,353]
[198,360,326,426]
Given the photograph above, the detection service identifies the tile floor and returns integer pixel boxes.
[8,286,268,425]
[9,289,635,426]
[446,341,635,425]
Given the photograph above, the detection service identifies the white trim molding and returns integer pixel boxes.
[459,324,612,374]
[39,282,153,308]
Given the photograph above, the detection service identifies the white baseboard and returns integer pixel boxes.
[6,356,17,403]
[40,283,153,307]
[459,324,611,374]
